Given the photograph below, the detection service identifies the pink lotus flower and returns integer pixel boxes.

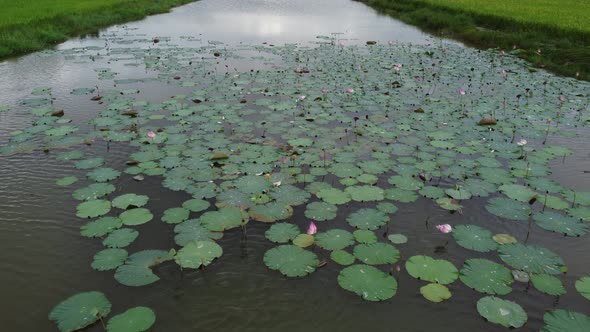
[394,64,402,71]
[346,87,355,94]
[388,40,395,45]
[500,69,507,75]
[436,224,452,234]
[147,131,156,139]
[280,156,286,164]
[321,86,327,94]
[500,50,505,56]
[299,95,306,101]
[307,221,317,235]
[559,95,565,102]
[459,89,466,95]
[295,66,302,73]
[339,41,344,47]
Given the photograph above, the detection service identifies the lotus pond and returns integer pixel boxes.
[1,0,589,331]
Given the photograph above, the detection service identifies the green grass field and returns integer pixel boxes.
[364,0,590,79]
[0,0,194,59]
[418,0,590,34]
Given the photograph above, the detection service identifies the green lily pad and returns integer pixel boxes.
[436,197,463,211]
[249,202,293,222]
[531,274,566,296]
[49,291,111,332]
[353,230,378,244]
[263,245,319,277]
[91,248,128,271]
[111,194,149,209]
[460,258,513,295]
[162,207,190,224]
[575,277,590,301]
[533,211,588,236]
[56,176,78,186]
[106,307,155,332]
[405,255,458,284]
[541,310,590,332]
[499,184,538,202]
[331,250,356,265]
[175,240,223,269]
[73,183,115,201]
[445,188,472,200]
[337,264,397,301]
[74,157,105,170]
[420,283,451,303]
[304,202,338,221]
[387,234,408,244]
[316,188,351,204]
[174,219,223,246]
[293,234,315,248]
[486,198,531,221]
[346,208,389,230]
[353,243,400,265]
[102,228,138,248]
[493,234,518,245]
[115,250,174,287]
[182,199,210,212]
[76,200,111,218]
[345,185,384,201]
[315,229,354,250]
[476,296,527,328]
[119,208,153,226]
[452,224,498,252]
[87,167,121,182]
[498,244,565,275]
[265,223,300,243]
[200,207,246,231]
[80,217,122,238]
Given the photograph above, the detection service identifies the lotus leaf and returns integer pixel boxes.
[200,207,246,231]
[346,208,389,230]
[106,307,155,332]
[420,283,451,303]
[575,277,590,301]
[476,296,527,328]
[531,274,566,296]
[337,264,397,301]
[353,243,400,265]
[103,228,138,248]
[304,202,338,221]
[49,291,111,332]
[452,224,498,252]
[111,194,149,209]
[76,200,111,218]
[263,245,318,277]
[498,244,565,275]
[91,248,128,271]
[119,208,153,226]
[541,310,590,332]
[265,223,300,243]
[405,255,458,284]
[175,240,223,269]
[460,259,513,295]
[315,229,354,250]
[331,250,356,265]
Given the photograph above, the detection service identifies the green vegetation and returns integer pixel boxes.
[362,0,590,79]
[0,0,195,59]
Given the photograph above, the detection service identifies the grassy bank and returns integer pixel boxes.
[361,0,590,80]
[0,0,195,59]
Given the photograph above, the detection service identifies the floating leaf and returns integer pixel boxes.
[293,234,315,248]
[73,183,115,201]
[486,198,531,221]
[420,283,451,303]
[249,202,293,222]
[353,230,378,244]
[87,167,121,182]
[115,250,174,287]
[531,274,566,296]
[541,310,590,332]
[353,243,400,265]
[346,208,389,230]
[175,241,223,269]
[111,194,149,209]
[331,250,356,265]
[80,217,122,238]
[405,255,458,284]
[493,234,518,245]
[498,244,565,275]
[49,291,111,332]
[91,248,128,271]
[106,307,155,332]
[315,229,354,250]
[182,199,210,212]
[499,184,537,202]
[200,207,246,231]
[316,188,351,204]
[119,208,153,226]
[103,228,138,248]
[533,211,588,236]
[460,259,513,295]
[56,176,78,186]
[387,233,408,244]
[452,224,498,252]
[263,245,318,277]
[265,223,300,243]
[162,207,190,224]
[575,277,590,301]
[174,219,223,246]
[345,185,384,201]
[76,200,111,218]
[304,202,338,221]
[337,264,397,301]
[476,296,527,328]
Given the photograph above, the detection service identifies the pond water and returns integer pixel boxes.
[1,0,589,331]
